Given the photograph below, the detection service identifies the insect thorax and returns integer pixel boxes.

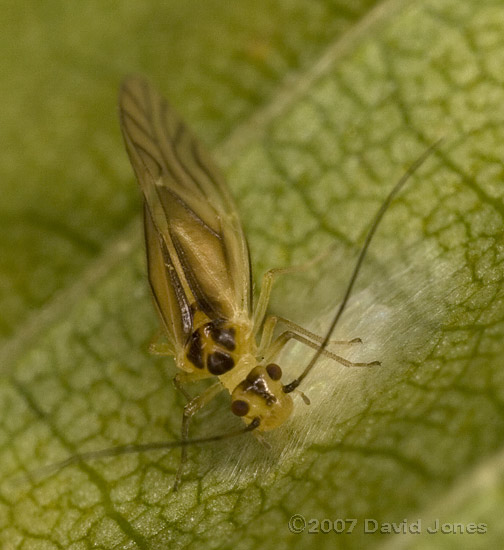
[182,308,293,432]
[182,309,255,380]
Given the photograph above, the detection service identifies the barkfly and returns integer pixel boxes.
[37,76,440,490]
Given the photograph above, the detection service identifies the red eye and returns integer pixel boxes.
[266,363,282,381]
[231,400,250,416]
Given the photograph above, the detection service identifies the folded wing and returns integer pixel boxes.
[119,76,252,349]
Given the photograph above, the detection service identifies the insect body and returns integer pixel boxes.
[119,77,292,486]
[119,76,379,487]
[120,76,300,435]
[117,76,440,489]
[36,77,438,488]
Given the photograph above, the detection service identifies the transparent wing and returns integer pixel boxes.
[119,76,252,349]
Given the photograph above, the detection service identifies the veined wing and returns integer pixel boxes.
[119,76,252,349]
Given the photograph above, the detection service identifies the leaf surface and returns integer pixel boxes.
[1,1,503,549]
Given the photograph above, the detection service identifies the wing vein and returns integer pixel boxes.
[161,186,222,240]
[170,231,222,318]
[159,101,206,197]
[119,76,253,329]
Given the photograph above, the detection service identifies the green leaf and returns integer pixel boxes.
[2,1,504,549]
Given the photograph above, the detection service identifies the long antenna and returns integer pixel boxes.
[29,417,260,481]
[283,140,442,393]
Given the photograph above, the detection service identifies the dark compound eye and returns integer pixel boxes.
[266,363,282,381]
[231,399,250,417]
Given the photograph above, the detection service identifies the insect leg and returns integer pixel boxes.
[174,381,223,491]
[258,315,361,357]
[265,330,380,368]
[173,372,197,401]
[173,370,210,401]
[253,247,336,334]
[28,419,261,483]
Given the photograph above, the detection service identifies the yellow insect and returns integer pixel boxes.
[40,76,439,489]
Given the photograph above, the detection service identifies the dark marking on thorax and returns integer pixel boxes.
[185,315,238,376]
